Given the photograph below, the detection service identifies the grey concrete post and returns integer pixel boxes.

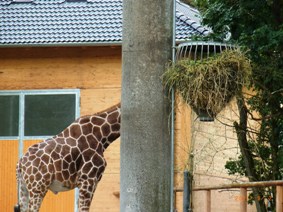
[121,0,173,211]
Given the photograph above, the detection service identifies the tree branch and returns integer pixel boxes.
[235,94,267,212]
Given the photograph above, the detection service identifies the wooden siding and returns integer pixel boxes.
[0,140,18,211]
[0,49,121,90]
[174,95,192,211]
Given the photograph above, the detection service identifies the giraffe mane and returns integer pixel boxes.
[93,102,121,115]
[75,102,121,121]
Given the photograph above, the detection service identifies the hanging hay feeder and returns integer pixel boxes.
[163,42,251,121]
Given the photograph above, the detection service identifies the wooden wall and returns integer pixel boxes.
[174,95,192,210]
[0,140,18,211]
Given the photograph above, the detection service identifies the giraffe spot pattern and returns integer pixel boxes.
[79,117,90,125]
[107,111,119,124]
[78,136,89,153]
[82,123,93,135]
[101,123,111,137]
[91,116,105,126]
[111,123,120,132]
[66,137,77,146]
[70,124,82,139]
[63,128,70,137]
[92,126,102,141]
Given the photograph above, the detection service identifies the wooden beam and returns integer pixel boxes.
[239,188,247,212]
[193,180,283,191]
[204,190,211,212]
[276,185,283,212]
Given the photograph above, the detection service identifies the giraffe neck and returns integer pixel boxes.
[69,103,121,151]
[99,103,121,150]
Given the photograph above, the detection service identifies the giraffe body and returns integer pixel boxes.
[16,103,121,212]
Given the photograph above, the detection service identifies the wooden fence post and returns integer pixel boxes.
[239,188,247,212]
[205,190,211,212]
[276,185,283,212]
[192,181,283,212]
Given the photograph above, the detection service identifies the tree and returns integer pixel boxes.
[195,0,283,211]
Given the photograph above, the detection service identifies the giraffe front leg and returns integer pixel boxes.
[78,179,98,212]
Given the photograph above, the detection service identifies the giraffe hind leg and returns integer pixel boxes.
[16,161,29,212]
[78,180,98,212]
[19,179,29,212]
[28,193,46,212]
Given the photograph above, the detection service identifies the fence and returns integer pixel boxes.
[175,180,283,212]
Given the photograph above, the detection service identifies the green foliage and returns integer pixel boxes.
[194,0,283,210]
[225,156,246,176]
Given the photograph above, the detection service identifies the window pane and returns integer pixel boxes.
[24,94,76,136]
[0,95,19,136]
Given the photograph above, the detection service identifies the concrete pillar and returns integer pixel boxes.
[121,0,173,211]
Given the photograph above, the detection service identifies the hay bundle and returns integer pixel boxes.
[163,49,252,118]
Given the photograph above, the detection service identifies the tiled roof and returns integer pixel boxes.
[0,0,209,46]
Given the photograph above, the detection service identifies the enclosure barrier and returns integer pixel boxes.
[175,180,283,212]
[174,180,283,212]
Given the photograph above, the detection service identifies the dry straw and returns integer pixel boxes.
[163,48,252,118]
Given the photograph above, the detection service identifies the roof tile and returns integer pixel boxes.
[0,0,208,46]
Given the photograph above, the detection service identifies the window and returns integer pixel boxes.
[0,90,80,139]
[24,94,76,136]
[0,95,19,136]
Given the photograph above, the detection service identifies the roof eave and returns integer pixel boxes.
[0,38,193,48]
[0,41,122,48]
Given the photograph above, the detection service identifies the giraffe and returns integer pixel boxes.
[14,103,121,212]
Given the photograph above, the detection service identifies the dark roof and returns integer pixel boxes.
[0,0,209,47]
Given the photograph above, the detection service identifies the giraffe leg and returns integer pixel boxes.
[28,190,47,212]
[19,179,29,212]
[78,180,98,212]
